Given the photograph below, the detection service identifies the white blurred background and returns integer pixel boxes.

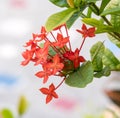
[0,0,120,118]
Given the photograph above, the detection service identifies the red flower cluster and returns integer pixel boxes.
[21,24,95,103]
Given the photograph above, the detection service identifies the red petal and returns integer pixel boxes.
[76,29,83,35]
[21,60,29,66]
[35,71,45,78]
[88,27,95,37]
[57,33,63,41]
[82,24,87,31]
[49,84,55,91]
[52,91,58,98]
[40,88,49,94]
[41,26,46,33]
[46,95,53,104]
[43,75,49,83]
[79,56,86,62]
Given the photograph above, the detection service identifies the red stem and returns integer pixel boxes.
[64,24,72,51]
[79,37,86,51]
[55,77,66,90]
[50,31,57,42]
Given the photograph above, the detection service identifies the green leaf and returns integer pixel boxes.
[107,33,120,48]
[99,0,111,14]
[102,48,120,70]
[18,96,28,116]
[74,0,82,7]
[105,1,120,47]
[65,61,93,88]
[101,6,120,16]
[100,0,120,15]
[111,15,120,31]
[82,18,102,27]
[45,8,77,32]
[49,0,69,7]
[1,109,13,118]
[87,7,92,18]
[90,41,105,71]
[66,11,81,28]
[88,2,99,15]
[94,66,111,78]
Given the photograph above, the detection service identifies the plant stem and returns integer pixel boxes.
[55,77,66,90]
[79,37,86,51]
[90,3,120,41]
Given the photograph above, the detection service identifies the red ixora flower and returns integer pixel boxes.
[21,49,34,66]
[46,54,64,74]
[64,48,85,68]
[40,84,58,104]
[21,23,95,104]
[52,33,69,48]
[76,24,95,39]
[35,64,52,83]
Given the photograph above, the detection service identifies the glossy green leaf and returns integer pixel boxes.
[101,6,120,16]
[107,34,120,48]
[102,48,120,70]
[49,0,69,7]
[87,7,92,18]
[90,41,105,71]
[65,61,93,88]
[88,3,99,15]
[66,11,81,28]
[94,66,111,78]
[99,0,111,14]
[82,18,102,27]
[18,96,28,116]
[45,8,77,32]
[1,109,13,118]
[101,0,120,16]
[111,15,120,31]
[106,1,120,47]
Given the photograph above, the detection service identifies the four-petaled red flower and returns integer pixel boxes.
[46,54,64,74]
[35,64,52,83]
[21,49,34,66]
[38,26,47,40]
[76,24,95,39]
[40,84,58,104]
[52,33,69,48]
[34,41,49,65]
[64,48,85,68]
